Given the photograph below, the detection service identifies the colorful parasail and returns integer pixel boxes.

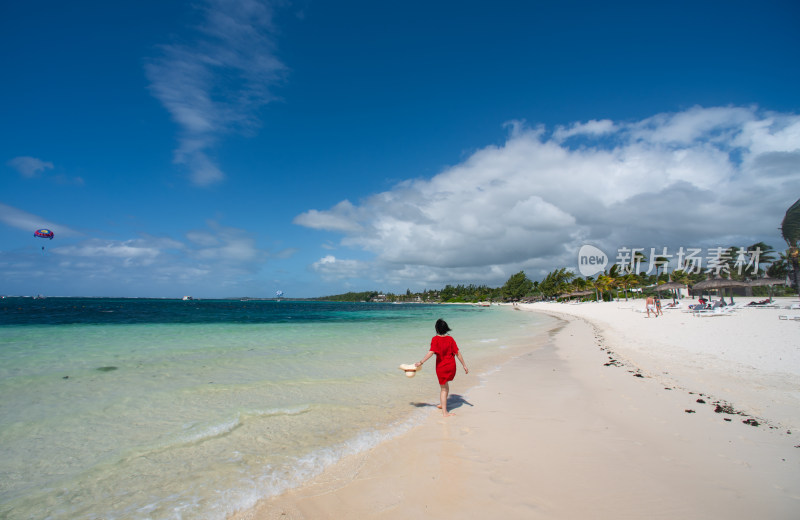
[34,229,54,239]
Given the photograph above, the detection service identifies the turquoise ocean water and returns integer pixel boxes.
[0,298,554,519]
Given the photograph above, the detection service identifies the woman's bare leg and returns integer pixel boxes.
[440,383,454,416]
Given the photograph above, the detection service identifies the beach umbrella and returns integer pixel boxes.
[747,277,786,302]
[691,277,748,304]
[746,277,786,287]
[654,281,686,291]
[654,281,686,303]
[692,277,748,290]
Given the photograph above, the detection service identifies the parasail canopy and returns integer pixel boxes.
[34,229,54,239]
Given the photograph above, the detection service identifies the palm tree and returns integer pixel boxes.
[626,273,641,300]
[767,252,789,280]
[594,274,613,301]
[632,250,647,275]
[670,269,690,285]
[668,269,690,302]
[722,246,741,279]
[610,273,622,301]
[653,255,670,281]
[781,198,800,296]
[539,268,575,298]
[748,241,777,278]
[572,277,589,292]
[616,273,633,301]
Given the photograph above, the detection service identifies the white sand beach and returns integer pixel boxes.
[531,297,800,433]
[232,298,800,520]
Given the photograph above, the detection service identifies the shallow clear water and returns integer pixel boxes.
[0,298,554,519]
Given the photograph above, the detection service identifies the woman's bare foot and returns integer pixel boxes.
[443,412,455,417]
[436,404,442,409]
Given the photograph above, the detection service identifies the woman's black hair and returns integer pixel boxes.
[435,319,451,335]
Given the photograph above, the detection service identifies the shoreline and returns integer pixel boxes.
[232,301,800,519]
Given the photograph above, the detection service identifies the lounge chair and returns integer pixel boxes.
[684,302,710,313]
[692,302,742,317]
[693,308,734,317]
[688,300,722,314]
[746,299,780,308]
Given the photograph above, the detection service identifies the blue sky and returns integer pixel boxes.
[2,0,799,298]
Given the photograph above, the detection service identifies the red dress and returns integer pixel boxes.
[430,335,459,385]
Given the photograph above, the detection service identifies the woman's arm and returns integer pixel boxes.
[456,352,468,374]
[416,351,434,368]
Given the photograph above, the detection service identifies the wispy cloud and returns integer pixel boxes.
[0,202,81,237]
[56,238,167,266]
[552,119,616,142]
[187,220,263,262]
[6,157,85,185]
[295,106,800,288]
[145,0,285,186]
[7,156,54,178]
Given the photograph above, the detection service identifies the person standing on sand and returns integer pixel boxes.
[416,319,468,417]
[655,296,663,316]
[645,295,657,317]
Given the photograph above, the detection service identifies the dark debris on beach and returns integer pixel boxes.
[591,325,778,433]
[708,400,771,428]
[714,403,738,415]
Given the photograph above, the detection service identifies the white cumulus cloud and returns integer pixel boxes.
[295,106,800,287]
[311,255,369,281]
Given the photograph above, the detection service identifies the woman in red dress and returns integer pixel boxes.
[416,319,469,417]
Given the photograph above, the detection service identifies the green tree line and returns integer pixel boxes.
[318,238,796,303]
